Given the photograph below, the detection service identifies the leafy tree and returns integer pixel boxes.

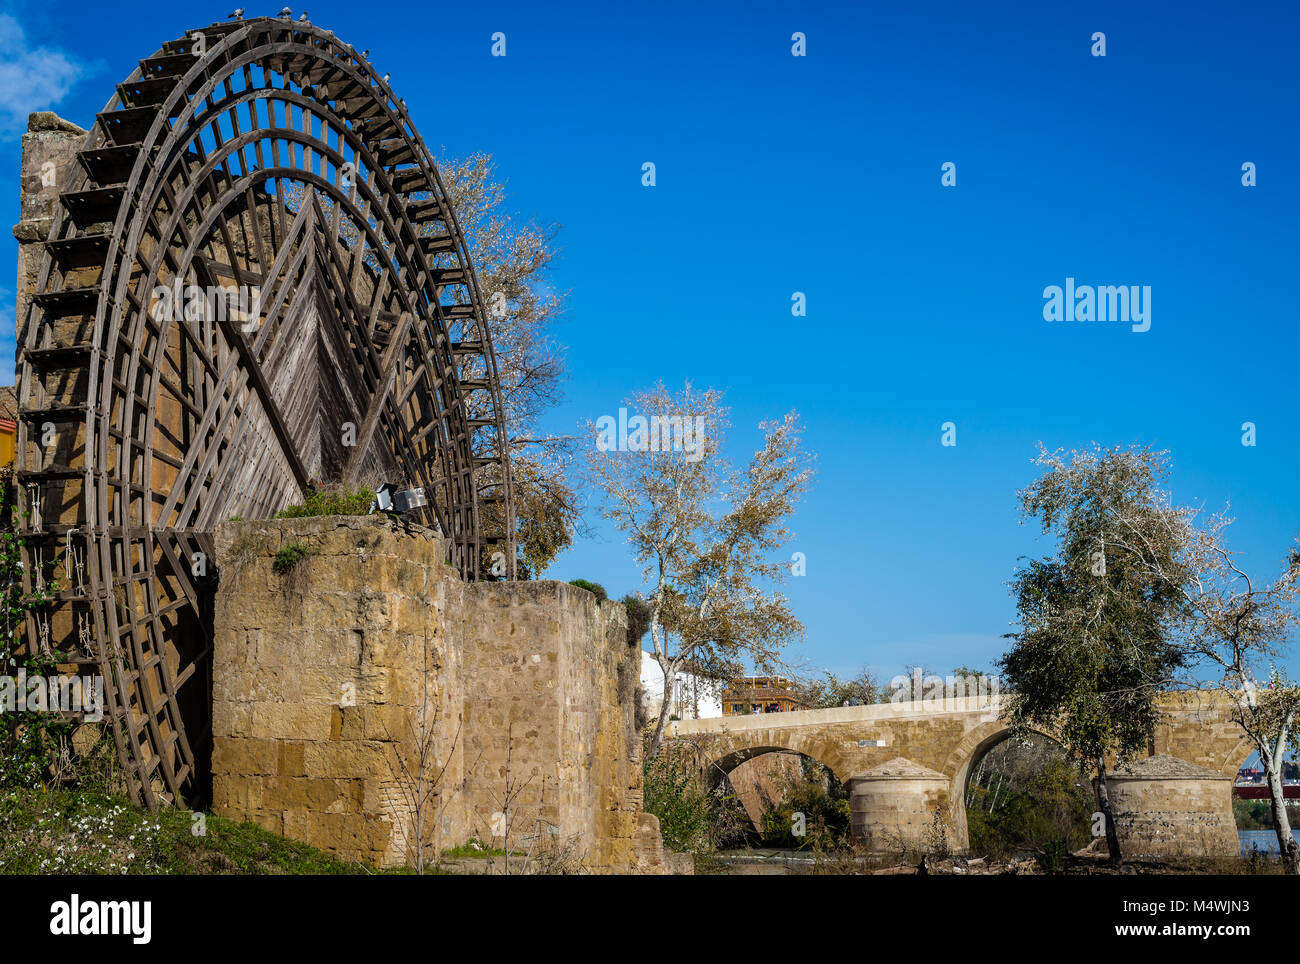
[999,444,1188,865]
[288,154,581,576]
[438,153,582,577]
[622,593,652,647]
[567,579,607,602]
[794,667,882,708]
[585,382,815,757]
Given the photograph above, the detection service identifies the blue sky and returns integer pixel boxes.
[2,0,1297,685]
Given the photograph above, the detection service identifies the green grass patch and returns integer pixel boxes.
[441,837,509,859]
[0,787,383,875]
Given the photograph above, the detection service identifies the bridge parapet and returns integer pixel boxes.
[668,695,1003,738]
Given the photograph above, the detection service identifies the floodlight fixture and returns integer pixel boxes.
[371,482,428,517]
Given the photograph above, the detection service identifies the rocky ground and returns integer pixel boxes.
[701,840,1283,875]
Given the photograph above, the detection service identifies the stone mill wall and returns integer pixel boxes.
[454,579,648,871]
[211,514,661,872]
[15,112,86,335]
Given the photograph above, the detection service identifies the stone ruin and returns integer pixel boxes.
[211,514,676,871]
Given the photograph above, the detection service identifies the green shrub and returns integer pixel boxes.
[642,743,712,853]
[272,541,311,573]
[965,754,1093,860]
[758,760,852,850]
[0,470,73,792]
[441,837,508,859]
[1036,836,1070,873]
[622,593,651,645]
[275,487,374,519]
[568,579,608,602]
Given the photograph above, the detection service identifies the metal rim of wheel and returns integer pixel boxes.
[15,16,516,808]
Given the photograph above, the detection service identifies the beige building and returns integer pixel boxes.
[721,675,805,715]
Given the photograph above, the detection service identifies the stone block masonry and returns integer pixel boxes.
[14,112,86,333]
[1100,754,1240,859]
[212,515,669,871]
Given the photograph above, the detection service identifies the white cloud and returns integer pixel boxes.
[0,13,88,136]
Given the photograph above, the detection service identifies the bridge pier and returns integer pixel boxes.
[848,758,965,854]
[1099,755,1239,859]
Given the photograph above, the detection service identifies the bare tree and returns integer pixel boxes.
[793,667,883,708]
[1237,670,1300,874]
[585,382,815,758]
[438,153,582,577]
[388,652,463,875]
[1107,504,1300,874]
[466,721,588,874]
[284,152,581,575]
[472,720,555,875]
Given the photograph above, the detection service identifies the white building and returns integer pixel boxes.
[639,649,723,720]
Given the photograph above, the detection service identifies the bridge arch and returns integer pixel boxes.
[1208,735,1258,779]
[703,743,847,792]
[943,720,1050,790]
[942,719,1070,852]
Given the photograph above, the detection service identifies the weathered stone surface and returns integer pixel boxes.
[859,757,949,780]
[1102,754,1239,858]
[15,112,87,334]
[1113,753,1226,779]
[848,757,952,853]
[26,111,85,134]
[212,515,661,872]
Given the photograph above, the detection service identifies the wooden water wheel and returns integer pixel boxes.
[14,15,515,808]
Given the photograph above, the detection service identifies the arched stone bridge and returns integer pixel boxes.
[667,692,1254,857]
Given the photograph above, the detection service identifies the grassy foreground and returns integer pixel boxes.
[0,787,383,875]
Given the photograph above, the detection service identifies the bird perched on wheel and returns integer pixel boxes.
[298,10,309,21]
[228,7,244,18]
[278,6,291,16]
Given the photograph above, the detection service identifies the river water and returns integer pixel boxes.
[1238,829,1280,856]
